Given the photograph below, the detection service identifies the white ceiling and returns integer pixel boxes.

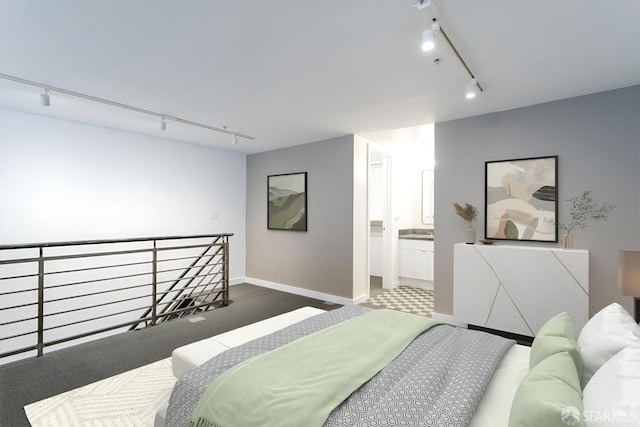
[1,1,639,154]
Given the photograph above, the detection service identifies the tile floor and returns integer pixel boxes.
[362,284,434,317]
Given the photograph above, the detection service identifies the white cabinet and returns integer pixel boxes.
[453,243,589,336]
[399,239,434,281]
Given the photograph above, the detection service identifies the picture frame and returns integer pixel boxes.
[485,155,558,242]
[268,172,307,231]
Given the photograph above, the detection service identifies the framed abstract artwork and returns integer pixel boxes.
[268,172,307,231]
[485,156,558,242]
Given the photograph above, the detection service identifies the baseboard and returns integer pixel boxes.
[431,312,467,327]
[352,293,369,304]
[398,277,434,291]
[229,277,245,286]
[244,277,359,306]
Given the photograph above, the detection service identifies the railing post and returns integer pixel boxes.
[223,237,230,305]
[151,240,157,326]
[37,247,44,357]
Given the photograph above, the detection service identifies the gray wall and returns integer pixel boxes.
[434,85,640,317]
[246,135,356,299]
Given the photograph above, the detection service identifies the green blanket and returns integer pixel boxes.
[189,309,439,427]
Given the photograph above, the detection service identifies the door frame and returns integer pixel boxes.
[368,144,393,292]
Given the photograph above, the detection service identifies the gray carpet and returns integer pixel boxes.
[0,283,340,427]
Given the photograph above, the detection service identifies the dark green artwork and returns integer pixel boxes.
[268,172,307,231]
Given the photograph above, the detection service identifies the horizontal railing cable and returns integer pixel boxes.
[44,272,153,290]
[0,287,37,296]
[46,294,150,317]
[43,306,151,332]
[44,259,153,276]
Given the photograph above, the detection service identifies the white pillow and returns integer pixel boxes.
[582,344,640,427]
[577,303,640,387]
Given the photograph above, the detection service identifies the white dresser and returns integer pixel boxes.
[453,243,589,336]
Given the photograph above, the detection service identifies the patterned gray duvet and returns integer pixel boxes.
[166,305,514,427]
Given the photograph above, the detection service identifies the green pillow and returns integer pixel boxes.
[537,312,576,340]
[530,312,583,379]
[509,351,585,427]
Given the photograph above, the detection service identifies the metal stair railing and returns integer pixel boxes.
[129,236,227,329]
[157,241,228,321]
[0,233,232,363]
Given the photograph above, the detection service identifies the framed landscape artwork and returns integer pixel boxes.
[268,172,307,231]
[485,155,558,242]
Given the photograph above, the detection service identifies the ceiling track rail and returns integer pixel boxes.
[0,72,255,140]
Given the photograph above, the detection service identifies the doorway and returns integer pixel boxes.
[363,124,435,300]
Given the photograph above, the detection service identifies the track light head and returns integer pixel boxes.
[160,116,167,131]
[465,78,478,100]
[421,19,440,52]
[231,134,238,145]
[421,29,435,52]
[40,88,50,107]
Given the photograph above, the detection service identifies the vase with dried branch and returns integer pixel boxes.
[453,202,478,244]
[558,190,615,249]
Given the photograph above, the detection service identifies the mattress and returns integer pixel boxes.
[155,307,530,427]
[171,306,326,378]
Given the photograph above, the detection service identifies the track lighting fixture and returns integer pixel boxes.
[421,19,439,52]
[416,8,484,99]
[465,79,478,100]
[40,88,50,107]
[0,73,255,142]
[231,134,238,145]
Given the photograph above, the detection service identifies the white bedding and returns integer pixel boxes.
[156,307,530,427]
[469,343,530,427]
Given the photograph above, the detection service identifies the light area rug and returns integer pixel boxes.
[24,357,176,426]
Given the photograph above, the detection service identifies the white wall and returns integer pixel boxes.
[0,108,246,280]
[391,140,433,230]
[362,124,435,230]
[369,163,384,221]
[0,108,247,363]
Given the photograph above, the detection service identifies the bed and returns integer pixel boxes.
[156,302,640,427]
